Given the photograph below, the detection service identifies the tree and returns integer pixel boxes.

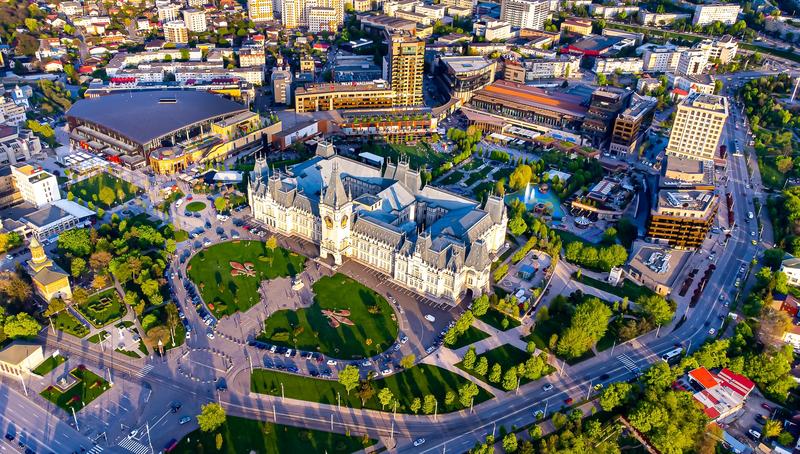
[472,294,490,317]
[378,387,394,410]
[4,313,41,338]
[444,328,458,345]
[445,391,456,405]
[599,382,632,411]
[475,356,489,376]
[423,394,436,414]
[98,187,116,207]
[91,274,107,290]
[557,297,612,359]
[70,257,86,278]
[356,380,375,406]
[0,232,22,253]
[89,251,113,272]
[58,228,92,257]
[508,216,528,236]
[0,272,32,302]
[463,347,477,370]
[410,397,421,414]
[489,363,502,383]
[165,303,180,346]
[400,354,416,369]
[214,197,227,213]
[758,307,792,349]
[502,367,518,391]
[215,433,223,450]
[763,419,782,439]
[44,298,66,317]
[338,365,360,395]
[196,403,226,432]
[502,433,518,453]
[636,294,675,325]
[458,382,479,408]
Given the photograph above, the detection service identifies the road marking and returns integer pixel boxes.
[87,445,104,453]
[132,364,154,378]
[118,437,149,454]
[616,354,638,372]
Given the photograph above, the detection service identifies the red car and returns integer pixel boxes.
[243,225,251,230]
[564,397,573,405]
[761,403,773,411]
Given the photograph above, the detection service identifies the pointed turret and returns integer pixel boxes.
[322,163,349,209]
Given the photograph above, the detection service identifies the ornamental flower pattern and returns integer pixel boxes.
[321,309,354,328]
[229,261,256,277]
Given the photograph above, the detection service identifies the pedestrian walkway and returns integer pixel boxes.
[420,348,505,396]
[131,364,153,378]
[86,445,104,454]
[118,437,149,454]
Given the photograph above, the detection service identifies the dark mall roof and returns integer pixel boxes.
[65,90,249,146]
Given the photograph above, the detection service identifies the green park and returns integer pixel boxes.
[40,365,111,411]
[185,201,207,212]
[76,288,126,328]
[68,172,141,209]
[187,240,306,316]
[259,273,398,358]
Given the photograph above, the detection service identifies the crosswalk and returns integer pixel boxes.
[132,364,154,378]
[118,437,150,454]
[617,354,638,372]
[86,445,104,454]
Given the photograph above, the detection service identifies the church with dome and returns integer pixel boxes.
[26,237,71,303]
[248,141,508,305]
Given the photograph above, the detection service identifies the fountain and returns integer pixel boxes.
[506,182,565,220]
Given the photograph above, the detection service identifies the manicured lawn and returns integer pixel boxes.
[40,366,111,411]
[456,344,551,386]
[68,173,141,209]
[259,273,398,358]
[52,311,89,338]
[115,348,141,358]
[187,240,306,316]
[438,170,464,186]
[139,305,186,353]
[32,354,65,376]
[77,288,126,328]
[573,273,657,302]
[184,201,206,212]
[174,416,374,454]
[361,142,449,170]
[447,325,490,350]
[464,166,493,186]
[251,364,493,413]
[478,308,521,331]
[86,330,108,344]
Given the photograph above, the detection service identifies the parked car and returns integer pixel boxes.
[543,383,553,392]
[424,314,436,322]
[413,438,426,447]
[179,416,191,425]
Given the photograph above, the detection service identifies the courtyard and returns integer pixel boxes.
[67,172,142,209]
[259,273,398,358]
[187,240,306,317]
[76,288,126,328]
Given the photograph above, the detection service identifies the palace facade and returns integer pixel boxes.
[248,142,508,304]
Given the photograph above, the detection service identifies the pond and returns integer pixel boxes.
[505,183,565,220]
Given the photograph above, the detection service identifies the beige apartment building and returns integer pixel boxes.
[665,93,728,161]
[387,32,425,107]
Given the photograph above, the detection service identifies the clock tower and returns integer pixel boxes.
[319,163,352,265]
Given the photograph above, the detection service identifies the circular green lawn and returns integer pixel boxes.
[187,240,307,316]
[185,201,207,212]
[259,273,399,359]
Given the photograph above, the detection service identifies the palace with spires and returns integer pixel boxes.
[247,141,508,304]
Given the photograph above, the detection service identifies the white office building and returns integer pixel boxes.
[11,164,61,208]
[182,9,207,32]
[692,3,741,26]
[676,48,709,76]
[500,0,549,30]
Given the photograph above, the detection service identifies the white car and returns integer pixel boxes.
[206,331,215,340]
[326,359,337,366]
[424,314,436,322]
[413,438,426,447]
[543,383,554,392]
[381,368,392,376]
[285,349,293,357]
[708,328,716,336]
[400,335,408,344]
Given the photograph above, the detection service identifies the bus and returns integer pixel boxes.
[661,347,684,365]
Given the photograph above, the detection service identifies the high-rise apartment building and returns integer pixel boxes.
[500,0,549,30]
[387,32,425,107]
[248,0,274,22]
[665,93,728,161]
[182,9,207,32]
[271,67,293,104]
[280,0,343,28]
[692,3,741,26]
[157,3,181,22]
[308,7,338,32]
[582,87,633,148]
[675,48,709,76]
[609,95,656,156]
[164,20,189,43]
